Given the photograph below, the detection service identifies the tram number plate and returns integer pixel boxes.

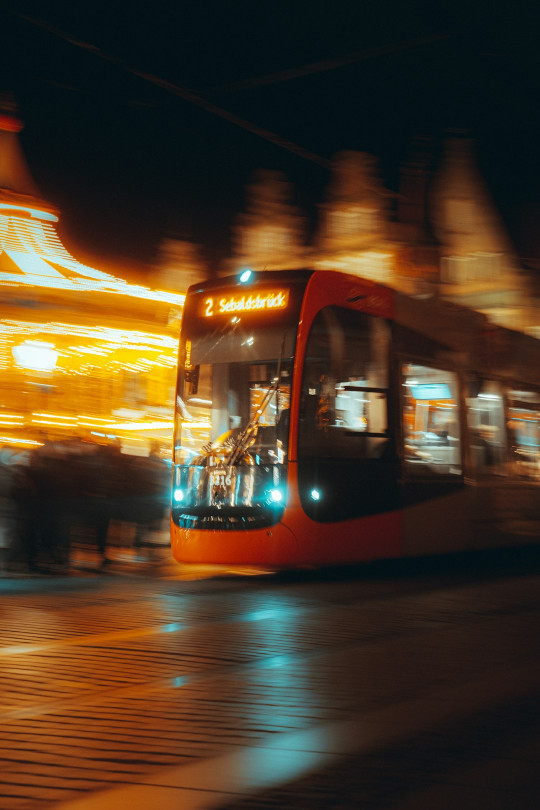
[210,470,231,488]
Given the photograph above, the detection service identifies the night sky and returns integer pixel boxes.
[3,2,540,273]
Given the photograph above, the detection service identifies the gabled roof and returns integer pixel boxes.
[0,198,183,305]
[0,107,184,307]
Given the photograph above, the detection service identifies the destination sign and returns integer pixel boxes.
[202,289,289,318]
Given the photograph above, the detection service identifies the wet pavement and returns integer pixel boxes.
[1,542,540,808]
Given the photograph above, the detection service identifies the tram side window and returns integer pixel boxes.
[507,389,540,480]
[402,363,461,476]
[299,306,391,460]
[466,379,506,475]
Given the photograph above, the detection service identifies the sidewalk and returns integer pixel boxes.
[0,521,178,580]
[70,522,177,577]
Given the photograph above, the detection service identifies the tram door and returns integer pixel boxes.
[297,305,398,524]
[399,360,467,555]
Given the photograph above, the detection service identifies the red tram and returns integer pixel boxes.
[171,268,540,567]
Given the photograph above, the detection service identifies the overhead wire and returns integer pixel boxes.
[212,32,461,93]
[11,12,469,172]
[12,11,331,169]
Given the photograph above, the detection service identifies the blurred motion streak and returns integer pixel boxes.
[0,103,183,459]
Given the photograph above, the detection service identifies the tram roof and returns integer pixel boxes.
[188,268,540,387]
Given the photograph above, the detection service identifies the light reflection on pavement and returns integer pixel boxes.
[1,549,540,808]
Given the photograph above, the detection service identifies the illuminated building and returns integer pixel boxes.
[154,237,208,295]
[232,141,538,335]
[230,170,308,273]
[0,103,184,454]
[430,137,530,330]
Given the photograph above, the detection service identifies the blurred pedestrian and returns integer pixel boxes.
[132,441,169,556]
[82,439,124,567]
[10,460,40,572]
[0,454,16,572]
[29,441,71,571]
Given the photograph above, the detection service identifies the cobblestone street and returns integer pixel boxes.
[1,549,540,808]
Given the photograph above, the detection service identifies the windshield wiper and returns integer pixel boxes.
[227,332,287,467]
[227,378,281,467]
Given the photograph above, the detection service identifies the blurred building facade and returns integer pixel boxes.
[231,137,537,335]
[429,137,531,330]
[229,169,308,272]
[0,102,185,457]
[313,151,397,286]
[153,236,208,294]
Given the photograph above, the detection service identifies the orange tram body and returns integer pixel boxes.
[171,269,540,568]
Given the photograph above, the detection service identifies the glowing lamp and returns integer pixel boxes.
[12,341,59,372]
[173,488,184,502]
[269,489,282,503]
[310,489,321,501]
[239,268,253,283]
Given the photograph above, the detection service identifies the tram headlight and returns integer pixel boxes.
[265,487,285,507]
[310,488,321,501]
[239,268,253,283]
[173,488,184,503]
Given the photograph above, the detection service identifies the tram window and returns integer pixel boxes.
[298,306,396,522]
[507,389,540,480]
[466,379,506,475]
[402,363,461,476]
[299,307,391,461]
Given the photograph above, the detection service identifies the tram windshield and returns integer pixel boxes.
[172,278,305,523]
[175,349,293,467]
